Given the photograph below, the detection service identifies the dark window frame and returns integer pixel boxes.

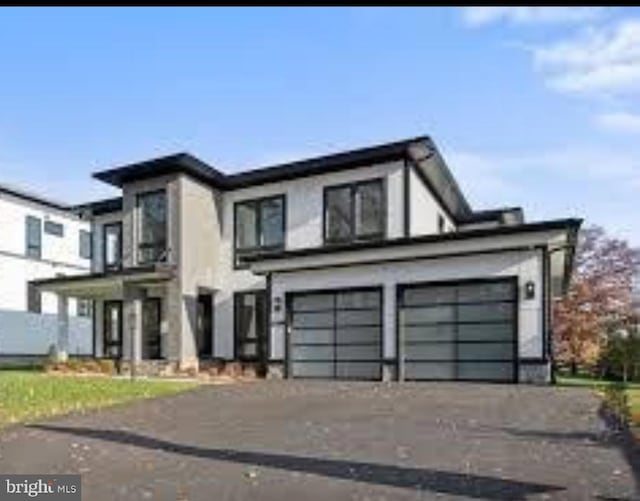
[27,282,42,314]
[142,297,163,360]
[102,222,123,271]
[233,194,286,269]
[136,189,168,266]
[25,215,42,259]
[103,300,123,359]
[79,229,92,260]
[44,220,64,237]
[234,290,269,364]
[323,178,386,245]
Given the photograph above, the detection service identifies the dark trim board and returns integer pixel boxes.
[258,244,548,276]
[246,218,582,264]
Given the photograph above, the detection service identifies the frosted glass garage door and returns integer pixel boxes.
[289,289,382,380]
[399,279,517,382]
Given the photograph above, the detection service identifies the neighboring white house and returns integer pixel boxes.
[0,183,93,358]
[34,136,581,383]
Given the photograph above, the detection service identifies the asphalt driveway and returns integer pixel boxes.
[0,381,637,500]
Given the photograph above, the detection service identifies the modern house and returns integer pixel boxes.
[33,136,581,383]
[0,183,92,358]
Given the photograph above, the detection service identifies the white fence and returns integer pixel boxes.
[0,309,92,356]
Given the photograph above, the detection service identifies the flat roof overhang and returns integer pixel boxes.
[31,265,176,298]
[248,219,582,297]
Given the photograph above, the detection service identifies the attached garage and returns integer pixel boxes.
[287,288,382,380]
[398,278,517,382]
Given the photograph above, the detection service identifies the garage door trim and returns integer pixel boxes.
[285,285,384,380]
[396,276,519,383]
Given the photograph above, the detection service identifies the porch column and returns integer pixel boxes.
[56,294,69,362]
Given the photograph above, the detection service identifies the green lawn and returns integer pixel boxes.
[557,374,640,428]
[0,371,197,428]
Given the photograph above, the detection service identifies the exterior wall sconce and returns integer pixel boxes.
[525,281,535,300]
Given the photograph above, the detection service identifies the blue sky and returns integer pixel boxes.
[0,7,639,243]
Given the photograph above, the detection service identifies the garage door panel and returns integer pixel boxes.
[458,303,514,323]
[336,362,380,379]
[336,326,381,344]
[399,279,516,382]
[457,362,514,380]
[292,311,334,328]
[292,345,334,361]
[292,362,334,378]
[405,362,456,380]
[336,291,381,309]
[457,342,514,361]
[401,286,456,306]
[405,343,455,360]
[291,328,334,344]
[457,323,513,342]
[289,288,382,380]
[457,282,515,303]
[336,309,379,326]
[404,325,456,343]
[336,344,380,360]
[402,305,455,324]
[292,294,334,311]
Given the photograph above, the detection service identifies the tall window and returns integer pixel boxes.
[137,190,167,265]
[234,291,268,362]
[25,216,42,259]
[324,179,385,244]
[103,223,122,270]
[234,195,285,267]
[27,283,41,313]
[79,230,92,260]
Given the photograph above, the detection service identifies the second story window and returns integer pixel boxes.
[79,229,92,260]
[44,221,64,237]
[137,190,167,265]
[25,216,42,259]
[324,179,385,244]
[234,195,285,267]
[103,222,122,270]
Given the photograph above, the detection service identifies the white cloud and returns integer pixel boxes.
[445,147,640,244]
[533,19,640,95]
[461,7,605,27]
[595,111,640,133]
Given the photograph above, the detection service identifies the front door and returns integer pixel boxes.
[196,293,213,358]
[103,301,123,359]
[234,291,268,374]
[142,298,162,360]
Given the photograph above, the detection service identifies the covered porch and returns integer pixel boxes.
[32,266,179,372]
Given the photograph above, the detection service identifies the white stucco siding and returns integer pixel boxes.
[408,166,455,235]
[212,160,405,359]
[0,193,90,268]
[0,192,91,318]
[269,248,544,363]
